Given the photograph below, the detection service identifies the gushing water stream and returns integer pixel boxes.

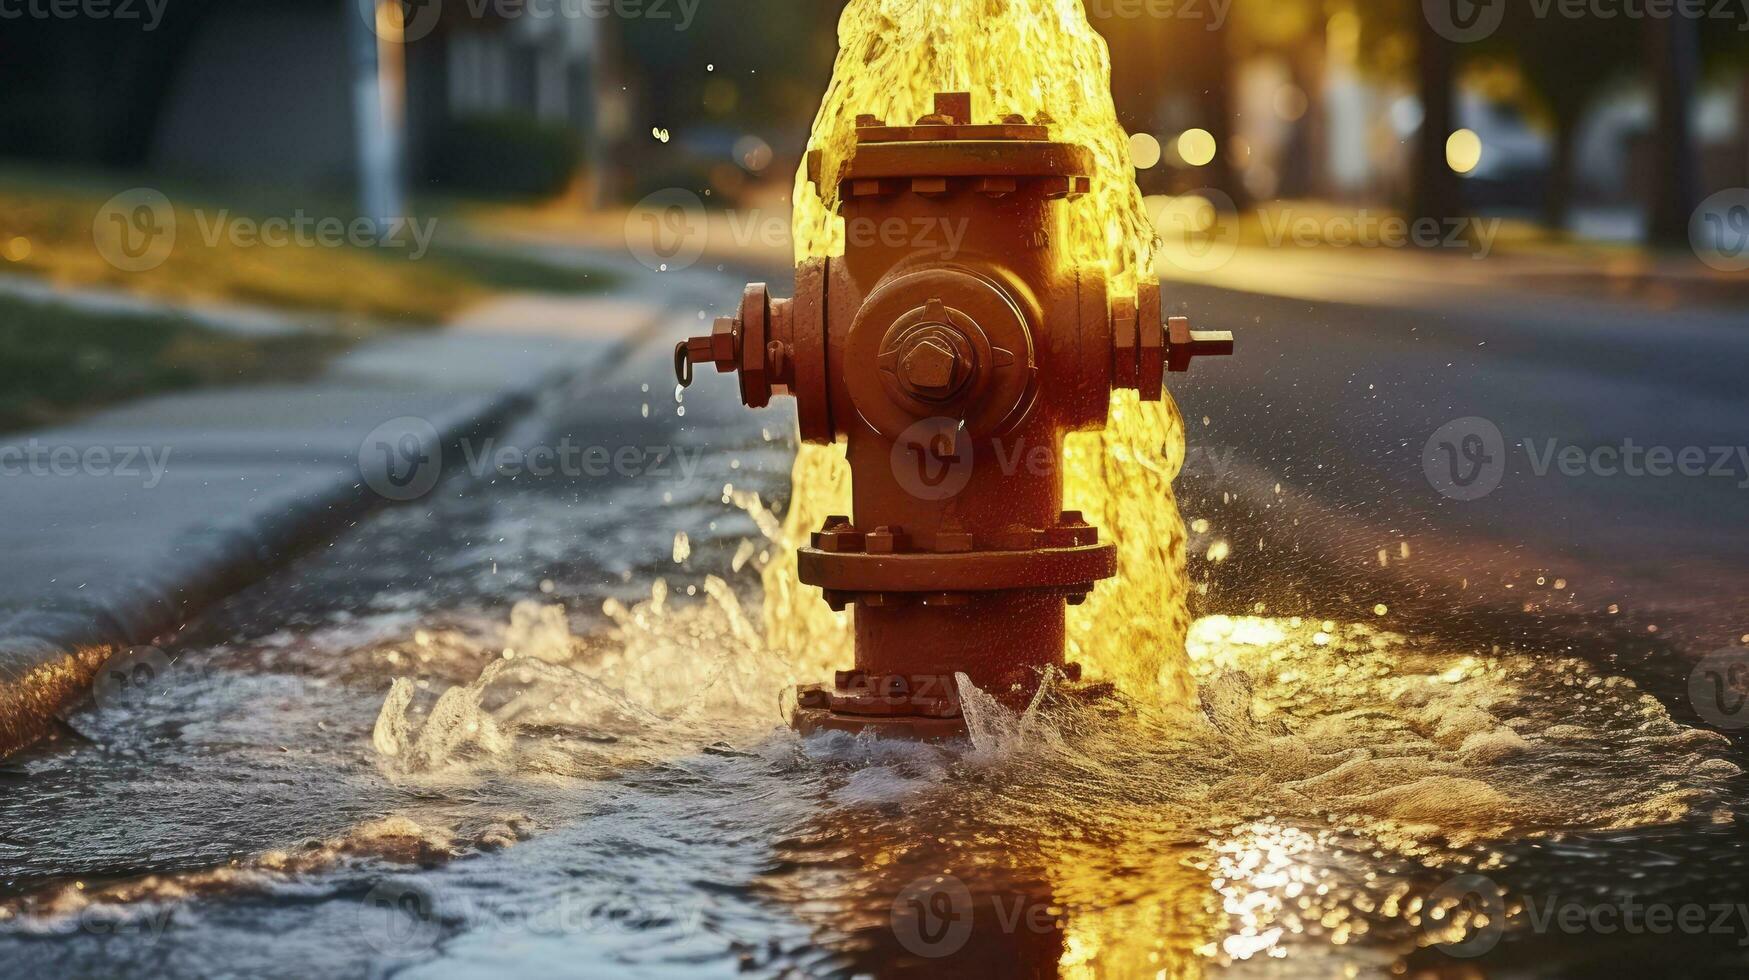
[2,2,1744,975]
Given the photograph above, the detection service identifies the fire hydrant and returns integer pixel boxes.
[677,92,1232,736]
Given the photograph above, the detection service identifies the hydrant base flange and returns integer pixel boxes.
[791,698,972,740]
[797,541,1115,595]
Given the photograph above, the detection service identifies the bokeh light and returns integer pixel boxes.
[1273,85,1308,122]
[1177,128,1217,167]
[1446,129,1483,175]
[1129,132,1162,170]
[734,135,774,172]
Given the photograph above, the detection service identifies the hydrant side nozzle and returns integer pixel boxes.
[1166,316,1235,373]
[675,271,830,430]
[1114,284,1234,395]
[674,322,734,387]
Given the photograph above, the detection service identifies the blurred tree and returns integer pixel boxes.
[1474,9,1636,232]
[1646,12,1703,245]
[1349,0,1462,224]
[1410,8,1461,224]
[1185,14,1249,209]
[1094,10,1246,208]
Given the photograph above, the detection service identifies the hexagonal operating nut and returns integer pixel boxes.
[899,339,959,395]
[709,317,738,366]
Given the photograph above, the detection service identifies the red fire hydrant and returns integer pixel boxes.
[677,92,1232,736]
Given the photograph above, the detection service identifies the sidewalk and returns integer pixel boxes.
[1154,234,1749,324]
[0,254,725,758]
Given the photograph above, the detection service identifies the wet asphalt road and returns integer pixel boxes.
[1163,277,1749,670]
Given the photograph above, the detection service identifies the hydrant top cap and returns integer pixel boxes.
[831,91,1093,194]
[854,91,1052,145]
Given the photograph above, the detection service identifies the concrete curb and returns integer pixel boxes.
[0,384,536,759]
[0,253,731,761]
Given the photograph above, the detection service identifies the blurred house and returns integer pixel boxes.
[0,0,622,204]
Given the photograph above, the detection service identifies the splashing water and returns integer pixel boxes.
[775,0,1194,704]
[372,582,805,776]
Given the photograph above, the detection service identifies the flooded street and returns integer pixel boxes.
[3,278,1746,977]
[8,1,1749,976]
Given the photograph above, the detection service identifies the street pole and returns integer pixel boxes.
[347,0,408,232]
[1412,12,1462,226]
